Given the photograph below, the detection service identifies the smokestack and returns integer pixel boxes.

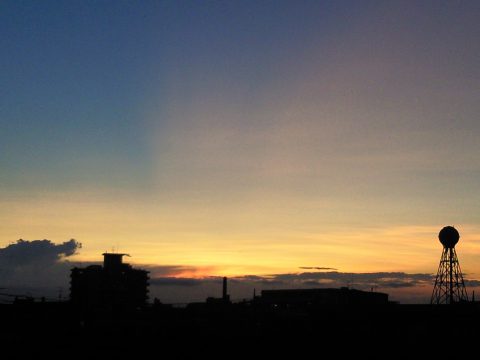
[222,277,227,301]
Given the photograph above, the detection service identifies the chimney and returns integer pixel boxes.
[222,277,228,301]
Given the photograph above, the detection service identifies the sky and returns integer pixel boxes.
[1,1,480,303]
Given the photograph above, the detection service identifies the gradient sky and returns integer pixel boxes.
[1,1,480,298]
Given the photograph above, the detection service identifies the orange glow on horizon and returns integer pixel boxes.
[1,190,480,280]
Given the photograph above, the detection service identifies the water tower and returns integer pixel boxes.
[431,226,468,304]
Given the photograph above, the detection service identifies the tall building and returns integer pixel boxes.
[70,253,149,310]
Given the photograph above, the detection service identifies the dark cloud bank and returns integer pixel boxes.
[0,239,81,299]
[1,239,479,304]
[148,270,438,304]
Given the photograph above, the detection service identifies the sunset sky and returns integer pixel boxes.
[1,1,479,302]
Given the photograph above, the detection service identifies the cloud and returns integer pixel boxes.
[299,267,338,271]
[464,279,480,287]
[150,277,204,287]
[144,265,218,278]
[0,239,81,298]
[231,275,287,287]
[0,239,80,266]
[150,276,237,288]
[149,271,446,304]
[266,271,434,289]
[149,271,437,292]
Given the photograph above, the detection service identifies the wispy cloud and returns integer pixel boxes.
[144,265,218,278]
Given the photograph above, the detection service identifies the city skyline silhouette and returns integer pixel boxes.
[1,228,479,359]
[1,226,478,305]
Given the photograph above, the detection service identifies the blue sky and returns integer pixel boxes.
[0,0,388,191]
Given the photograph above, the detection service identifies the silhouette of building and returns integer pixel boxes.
[70,253,149,310]
[260,287,388,306]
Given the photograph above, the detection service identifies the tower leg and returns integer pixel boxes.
[431,246,468,304]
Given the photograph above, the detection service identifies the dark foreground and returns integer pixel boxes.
[1,301,479,359]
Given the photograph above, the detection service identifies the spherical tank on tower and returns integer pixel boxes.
[438,226,460,249]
